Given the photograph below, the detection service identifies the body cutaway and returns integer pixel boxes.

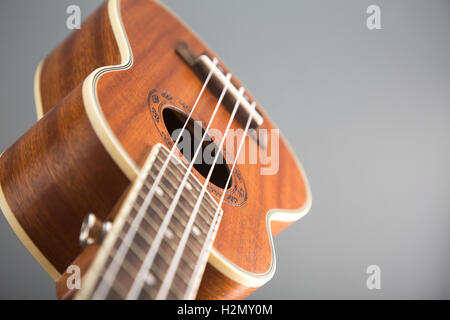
[0,0,311,299]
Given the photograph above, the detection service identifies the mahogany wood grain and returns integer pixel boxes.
[0,85,129,273]
[99,0,308,275]
[40,2,121,114]
[0,0,310,299]
[196,264,257,300]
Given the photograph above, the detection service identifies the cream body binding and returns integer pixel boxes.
[2,0,312,288]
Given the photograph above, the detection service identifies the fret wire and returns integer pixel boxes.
[162,238,205,273]
[161,191,215,227]
[89,58,223,300]
[192,219,209,234]
[128,216,179,261]
[168,213,191,237]
[153,153,210,202]
[183,238,202,259]
[148,263,166,282]
[108,277,129,299]
[153,155,189,185]
[131,203,163,231]
[146,219,213,286]
[176,197,215,227]
[147,189,172,211]
[155,250,176,269]
[154,247,175,267]
[154,165,192,195]
[171,209,189,226]
[171,273,190,294]
[170,283,187,298]
[137,184,211,240]
[134,221,156,243]
[178,255,196,273]
[172,198,214,231]
[147,177,190,211]
[173,269,191,287]
[136,212,158,233]
[175,213,210,243]
[152,260,193,292]
[93,145,222,300]
[194,208,214,225]
[147,165,217,213]
[147,170,202,210]
[146,205,185,239]
[118,223,153,253]
[165,280,185,299]
[150,236,197,272]
[114,231,174,278]
[171,261,193,281]
[141,209,166,234]
[137,193,168,220]
[153,211,185,240]
[145,174,178,198]
[142,282,157,297]
[126,238,147,261]
[131,206,166,242]
[188,230,207,248]
[156,159,185,185]
[140,236,176,267]
[124,214,211,296]
[147,191,209,241]
[128,231,153,256]
[121,258,139,277]
[129,234,177,274]
[161,236,178,252]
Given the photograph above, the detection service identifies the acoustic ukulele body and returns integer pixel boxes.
[0,0,311,299]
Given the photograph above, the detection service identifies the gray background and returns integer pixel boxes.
[0,0,449,299]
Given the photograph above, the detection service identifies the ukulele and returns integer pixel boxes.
[0,0,311,300]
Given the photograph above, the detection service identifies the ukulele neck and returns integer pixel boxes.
[77,144,222,300]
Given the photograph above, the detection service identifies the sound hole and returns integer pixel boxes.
[162,107,232,190]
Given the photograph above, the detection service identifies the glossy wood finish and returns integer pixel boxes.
[0,0,310,299]
[196,264,257,300]
[55,246,254,300]
[100,0,308,275]
[0,85,130,273]
[56,245,100,300]
[40,2,121,114]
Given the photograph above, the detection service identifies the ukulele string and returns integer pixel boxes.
[125,73,233,299]
[93,58,219,299]
[155,87,250,299]
[183,100,257,298]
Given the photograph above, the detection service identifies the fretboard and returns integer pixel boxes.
[77,144,222,300]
